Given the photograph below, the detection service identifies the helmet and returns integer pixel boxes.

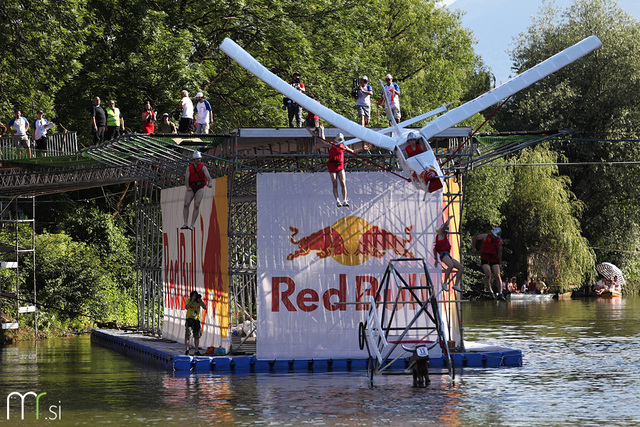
[335,133,345,143]
[408,131,421,141]
[192,151,202,159]
[491,227,502,237]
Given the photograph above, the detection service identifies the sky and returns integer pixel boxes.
[440,0,640,84]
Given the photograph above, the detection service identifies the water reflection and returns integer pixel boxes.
[0,297,639,425]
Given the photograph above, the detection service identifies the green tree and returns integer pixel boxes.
[492,0,640,289]
[504,146,594,290]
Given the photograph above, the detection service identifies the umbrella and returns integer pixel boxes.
[596,262,625,287]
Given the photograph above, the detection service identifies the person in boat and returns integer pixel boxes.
[611,276,621,292]
[528,278,537,293]
[472,227,504,300]
[507,277,518,293]
[594,278,608,294]
[538,277,548,294]
[520,281,528,293]
[433,216,463,292]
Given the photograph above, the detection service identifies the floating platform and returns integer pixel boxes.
[91,329,523,372]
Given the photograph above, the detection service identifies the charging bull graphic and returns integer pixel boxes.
[287,226,348,260]
[287,216,414,265]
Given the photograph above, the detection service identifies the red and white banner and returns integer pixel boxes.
[257,172,445,359]
[161,177,230,350]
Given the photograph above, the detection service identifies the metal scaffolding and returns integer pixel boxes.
[0,128,566,338]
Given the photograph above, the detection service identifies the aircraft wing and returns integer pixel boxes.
[343,104,448,146]
[419,35,602,141]
[219,38,398,151]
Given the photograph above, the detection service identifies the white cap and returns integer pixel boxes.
[192,151,202,159]
[196,92,203,98]
[361,75,368,81]
[335,133,345,143]
[385,74,393,80]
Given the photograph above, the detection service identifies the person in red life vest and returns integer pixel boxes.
[472,227,504,299]
[433,216,463,292]
[322,131,354,207]
[182,150,213,230]
[405,132,424,158]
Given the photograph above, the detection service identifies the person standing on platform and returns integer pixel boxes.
[105,100,125,140]
[32,110,51,155]
[182,150,213,230]
[178,90,194,133]
[185,290,206,355]
[141,101,156,134]
[195,92,213,134]
[90,96,106,144]
[382,74,401,125]
[8,109,31,158]
[356,76,373,127]
[158,113,177,134]
[433,216,463,292]
[472,227,504,299]
[287,72,305,127]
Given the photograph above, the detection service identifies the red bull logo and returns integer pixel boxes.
[287,216,414,266]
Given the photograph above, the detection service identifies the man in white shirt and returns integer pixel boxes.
[194,92,213,134]
[356,76,373,127]
[32,110,52,155]
[178,90,194,133]
[383,74,401,125]
[8,109,31,158]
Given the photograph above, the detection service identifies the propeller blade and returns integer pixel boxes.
[219,38,397,151]
[419,35,602,141]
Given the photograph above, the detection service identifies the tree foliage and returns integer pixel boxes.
[492,0,640,288]
[1,0,488,143]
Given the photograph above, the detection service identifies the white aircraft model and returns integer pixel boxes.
[220,36,602,193]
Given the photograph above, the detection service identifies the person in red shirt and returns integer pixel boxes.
[321,131,354,207]
[472,227,504,299]
[433,216,463,292]
[182,150,213,230]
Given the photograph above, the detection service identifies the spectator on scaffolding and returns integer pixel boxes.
[356,76,373,127]
[8,109,31,158]
[0,120,6,137]
[195,92,213,134]
[32,110,52,155]
[287,72,305,127]
[90,96,106,144]
[141,101,156,134]
[178,90,194,133]
[158,113,177,134]
[105,100,125,140]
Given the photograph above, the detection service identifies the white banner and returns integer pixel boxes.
[257,172,445,359]
[161,177,230,350]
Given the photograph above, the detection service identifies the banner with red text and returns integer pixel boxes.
[161,177,230,350]
[257,172,445,359]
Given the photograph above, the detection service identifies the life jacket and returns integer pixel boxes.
[480,234,500,261]
[189,163,207,189]
[434,234,451,254]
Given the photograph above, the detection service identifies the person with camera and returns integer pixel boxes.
[287,72,306,127]
[383,74,401,125]
[185,290,207,355]
[356,76,373,127]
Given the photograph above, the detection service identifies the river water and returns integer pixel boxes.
[1,296,639,426]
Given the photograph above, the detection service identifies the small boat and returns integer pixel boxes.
[595,289,622,298]
[507,292,554,302]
